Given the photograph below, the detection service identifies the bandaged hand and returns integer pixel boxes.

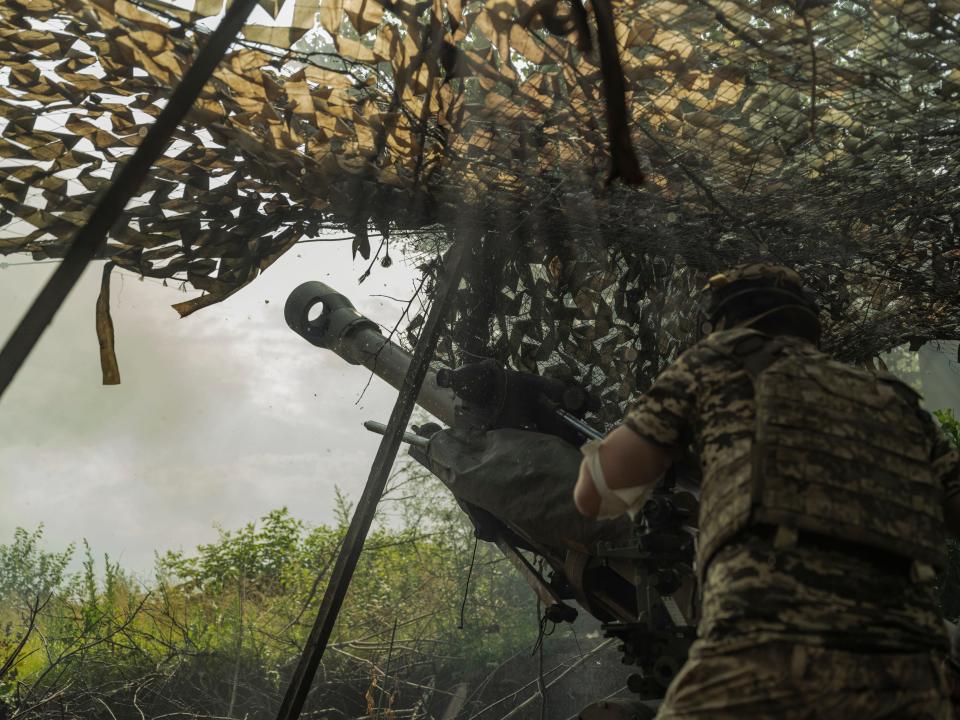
[573,425,673,520]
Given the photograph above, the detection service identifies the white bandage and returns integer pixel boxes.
[581,439,653,520]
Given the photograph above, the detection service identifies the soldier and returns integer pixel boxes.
[573,263,960,719]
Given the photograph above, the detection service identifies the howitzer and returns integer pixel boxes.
[286,281,699,717]
[284,282,601,445]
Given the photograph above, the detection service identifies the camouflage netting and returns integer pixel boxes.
[1,0,959,419]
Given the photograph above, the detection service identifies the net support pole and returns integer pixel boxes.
[275,234,468,720]
[0,0,260,402]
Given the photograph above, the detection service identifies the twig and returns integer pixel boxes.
[803,13,818,143]
[10,681,74,720]
[535,602,546,720]
[559,686,629,720]
[354,270,430,406]
[0,593,50,680]
[494,639,615,720]
[94,696,119,720]
[458,537,479,630]
[380,618,399,719]
[328,647,457,696]
[456,652,524,718]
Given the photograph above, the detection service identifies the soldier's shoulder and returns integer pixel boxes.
[693,327,776,359]
[704,327,769,346]
[700,328,827,360]
[806,353,923,402]
[669,329,766,376]
[874,368,923,400]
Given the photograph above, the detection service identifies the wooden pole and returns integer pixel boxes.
[275,235,468,720]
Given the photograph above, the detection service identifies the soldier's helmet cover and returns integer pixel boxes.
[699,262,820,337]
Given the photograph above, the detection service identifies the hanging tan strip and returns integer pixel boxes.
[95,262,122,386]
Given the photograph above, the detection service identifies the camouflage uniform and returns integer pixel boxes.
[623,327,960,719]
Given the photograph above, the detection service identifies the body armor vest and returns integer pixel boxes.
[698,331,946,577]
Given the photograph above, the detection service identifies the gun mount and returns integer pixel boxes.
[595,481,698,699]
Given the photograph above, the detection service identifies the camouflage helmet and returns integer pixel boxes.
[706,263,805,291]
[699,262,819,336]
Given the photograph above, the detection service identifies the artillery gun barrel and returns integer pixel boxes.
[285,281,456,426]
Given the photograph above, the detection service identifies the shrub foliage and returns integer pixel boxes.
[0,472,540,720]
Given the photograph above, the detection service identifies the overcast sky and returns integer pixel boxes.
[0,243,424,574]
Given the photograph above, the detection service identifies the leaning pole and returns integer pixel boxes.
[275,234,469,720]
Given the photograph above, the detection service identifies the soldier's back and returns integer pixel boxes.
[650,329,953,719]
[679,328,948,654]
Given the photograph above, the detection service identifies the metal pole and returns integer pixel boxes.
[363,420,431,449]
[275,236,468,720]
[0,0,260,401]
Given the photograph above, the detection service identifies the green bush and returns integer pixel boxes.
[937,409,960,620]
[935,409,960,449]
[0,469,540,719]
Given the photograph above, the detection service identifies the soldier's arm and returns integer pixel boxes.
[574,351,697,519]
[573,426,673,517]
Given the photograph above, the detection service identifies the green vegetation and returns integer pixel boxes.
[937,410,960,620]
[0,469,539,719]
[935,409,960,451]
[5,413,959,717]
